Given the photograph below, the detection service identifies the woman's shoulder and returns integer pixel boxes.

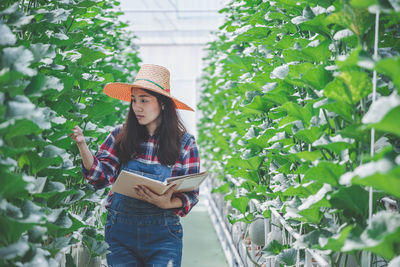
[181,132,197,149]
[107,124,124,137]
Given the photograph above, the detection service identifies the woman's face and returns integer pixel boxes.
[131,88,162,131]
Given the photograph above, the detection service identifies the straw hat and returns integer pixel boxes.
[103,64,194,111]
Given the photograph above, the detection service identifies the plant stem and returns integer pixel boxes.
[66,16,75,34]
[324,148,335,159]
[320,149,328,160]
[322,109,334,133]
[245,246,262,267]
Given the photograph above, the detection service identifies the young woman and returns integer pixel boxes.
[69,64,200,267]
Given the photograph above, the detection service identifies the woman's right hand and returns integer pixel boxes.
[69,125,86,145]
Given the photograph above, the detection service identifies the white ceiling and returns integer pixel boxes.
[118,0,226,45]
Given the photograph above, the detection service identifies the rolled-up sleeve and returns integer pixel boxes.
[81,125,122,189]
[173,135,200,217]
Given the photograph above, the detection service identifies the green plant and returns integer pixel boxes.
[0,0,141,265]
[199,0,400,264]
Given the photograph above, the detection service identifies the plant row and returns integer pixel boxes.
[198,0,400,265]
[0,0,141,265]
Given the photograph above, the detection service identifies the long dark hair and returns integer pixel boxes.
[114,88,187,166]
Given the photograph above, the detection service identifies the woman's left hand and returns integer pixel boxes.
[133,184,183,209]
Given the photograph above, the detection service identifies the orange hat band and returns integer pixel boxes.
[135,78,170,93]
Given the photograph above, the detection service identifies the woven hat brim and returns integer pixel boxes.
[103,82,195,112]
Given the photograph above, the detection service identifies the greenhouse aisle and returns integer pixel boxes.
[181,188,229,267]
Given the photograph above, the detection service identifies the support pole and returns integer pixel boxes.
[368,9,380,267]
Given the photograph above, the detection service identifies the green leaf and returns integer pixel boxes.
[8,10,34,26]
[44,236,73,256]
[83,235,109,256]
[302,64,333,90]
[302,229,333,247]
[312,134,355,154]
[299,14,330,37]
[319,224,354,251]
[46,210,85,237]
[18,151,63,175]
[28,225,47,243]
[235,27,270,42]
[294,126,324,144]
[295,150,324,161]
[302,40,332,63]
[343,211,400,259]
[277,248,297,266]
[227,156,263,170]
[362,93,400,124]
[369,106,400,137]
[0,23,16,45]
[281,102,314,127]
[298,184,332,211]
[330,185,370,224]
[350,0,377,8]
[25,73,64,96]
[44,8,71,24]
[30,43,56,64]
[5,96,50,130]
[0,69,23,89]
[324,71,372,106]
[298,206,323,224]
[63,189,86,205]
[0,3,18,15]
[0,237,30,260]
[231,196,249,214]
[1,46,37,76]
[211,183,230,194]
[375,57,400,93]
[304,162,347,186]
[0,216,35,245]
[241,95,270,113]
[314,98,354,122]
[262,91,289,105]
[0,166,28,199]
[336,46,374,71]
[341,159,400,198]
[77,47,108,66]
[326,7,374,38]
[83,100,118,119]
[263,240,285,256]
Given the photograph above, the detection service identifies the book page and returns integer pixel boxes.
[165,171,208,183]
[176,178,201,190]
[172,173,208,193]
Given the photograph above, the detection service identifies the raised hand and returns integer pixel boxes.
[69,125,86,145]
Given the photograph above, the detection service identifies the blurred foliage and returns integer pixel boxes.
[0,0,141,265]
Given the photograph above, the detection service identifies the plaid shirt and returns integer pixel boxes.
[81,124,200,217]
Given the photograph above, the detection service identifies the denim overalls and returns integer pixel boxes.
[105,133,191,267]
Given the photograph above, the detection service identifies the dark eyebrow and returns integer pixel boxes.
[131,95,150,98]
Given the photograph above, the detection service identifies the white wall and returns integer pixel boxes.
[117,0,226,138]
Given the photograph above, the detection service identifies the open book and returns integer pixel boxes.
[111,170,208,198]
